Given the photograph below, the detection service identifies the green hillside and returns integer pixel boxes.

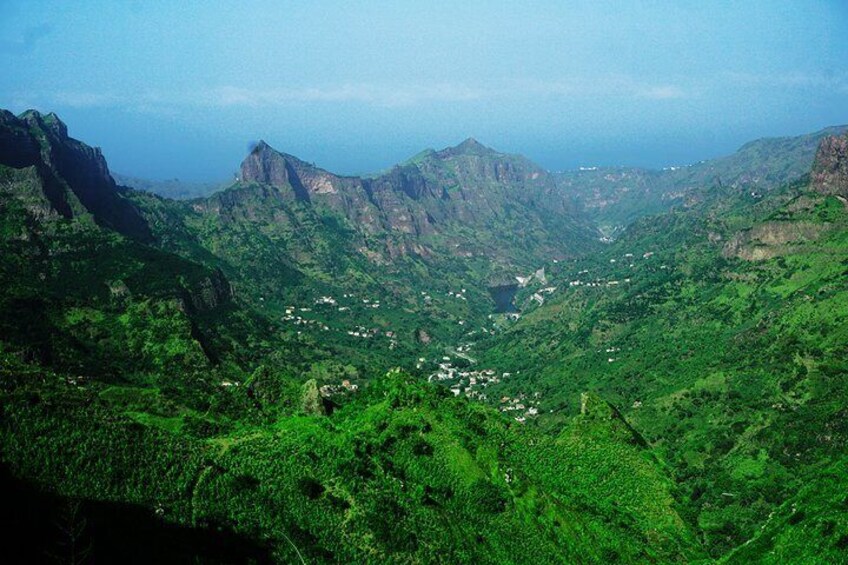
[0,365,702,562]
[1,109,848,563]
[476,171,848,557]
[556,125,848,230]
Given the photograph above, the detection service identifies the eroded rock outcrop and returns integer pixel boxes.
[723,221,826,261]
[811,133,848,199]
[0,109,152,241]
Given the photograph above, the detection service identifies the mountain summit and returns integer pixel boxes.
[239,140,321,201]
[0,109,152,241]
[217,137,599,270]
[442,137,495,157]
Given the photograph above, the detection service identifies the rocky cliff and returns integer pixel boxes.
[811,132,848,199]
[722,221,826,261]
[0,109,152,241]
[218,137,599,266]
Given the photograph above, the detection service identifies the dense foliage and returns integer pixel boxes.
[1,110,847,562]
[476,181,848,559]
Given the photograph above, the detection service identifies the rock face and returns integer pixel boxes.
[184,268,233,312]
[723,221,826,261]
[812,133,848,198]
[223,138,599,266]
[0,109,152,241]
[241,141,314,201]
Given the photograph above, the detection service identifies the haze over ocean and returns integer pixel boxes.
[2,0,847,180]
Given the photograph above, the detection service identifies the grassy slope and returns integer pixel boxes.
[476,182,848,557]
[0,157,700,562]
[0,359,701,563]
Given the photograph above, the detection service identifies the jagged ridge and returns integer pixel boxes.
[0,109,152,241]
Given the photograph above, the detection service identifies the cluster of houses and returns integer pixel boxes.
[309,293,383,311]
[567,279,631,288]
[282,309,330,331]
[596,345,627,363]
[428,360,507,397]
[346,325,379,338]
[319,379,359,398]
[560,250,661,289]
[426,359,540,420]
[447,288,468,301]
[278,293,402,348]
[498,392,543,424]
[275,251,674,420]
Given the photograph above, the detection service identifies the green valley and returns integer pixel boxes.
[1,106,847,563]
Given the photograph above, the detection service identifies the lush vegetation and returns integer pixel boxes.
[476,180,848,559]
[1,356,704,562]
[2,110,847,562]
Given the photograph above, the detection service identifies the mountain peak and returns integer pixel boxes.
[450,137,493,155]
[241,140,291,185]
[252,139,272,153]
[246,140,312,168]
[239,140,324,201]
[0,107,152,241]
[20,109,69,139]
[430,137,500,160]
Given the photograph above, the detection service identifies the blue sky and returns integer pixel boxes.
[2,1,847,181]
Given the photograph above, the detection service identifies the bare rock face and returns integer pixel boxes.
[723,221,826,261]
[812,133,848,198]
[0,109,152,242]
[227,138,598,265]
[240,141,296,189]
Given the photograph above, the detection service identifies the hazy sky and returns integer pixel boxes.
[2,1,847,181]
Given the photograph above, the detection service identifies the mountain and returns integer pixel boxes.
[0,109,276,385]
[0,110,700,564]
[127,137,603,360]
[556,125,848,230]
[2,109,848,562]
[474,130,848,557]
[113,172,229,200]
[0,110,152,242]
[229,137,598,264]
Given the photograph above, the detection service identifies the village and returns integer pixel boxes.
[273,246,663,346]
[259,248,667,421]
[426,356,543,424]
[509,248,663,307]
[272,281,495,352]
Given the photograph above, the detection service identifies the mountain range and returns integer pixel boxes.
[1,108,847,563]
